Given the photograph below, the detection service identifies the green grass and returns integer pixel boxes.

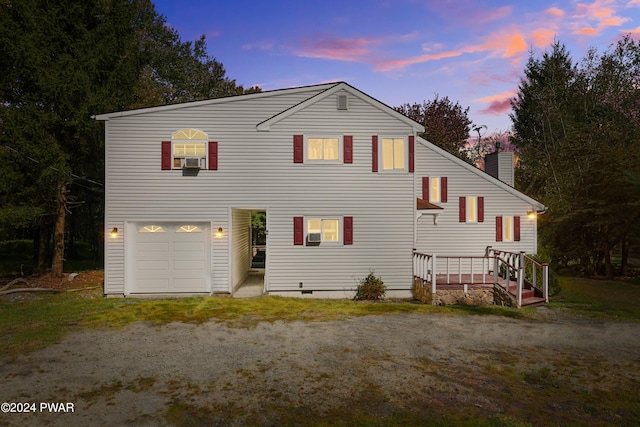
[551,276,640,321]
[0,286,528,359]
[2,274,639,360]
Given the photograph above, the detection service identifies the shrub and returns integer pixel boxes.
[354,270,386,301]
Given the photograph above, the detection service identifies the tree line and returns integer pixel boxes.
[0,0,259,276]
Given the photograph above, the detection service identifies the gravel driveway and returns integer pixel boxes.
[1,309,639,426]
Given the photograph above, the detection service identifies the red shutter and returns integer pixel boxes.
[293,217,304,245]
[161,141,171,170]
[496,216,503,242]
[344,135,353,164]
[372,136,378,172]
[208,141,218,170]
[459,197,466,222]
[344,216,353,245]
[478,197,484,222]
[293,135,303,163]
[422,177,429,201]
[514,216,521,241]
[441,177,448,203]
[408,135,415,173]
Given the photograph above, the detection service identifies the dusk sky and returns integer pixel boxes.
[152,0,640,135]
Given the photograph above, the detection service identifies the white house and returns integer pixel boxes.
[95,82,545,299]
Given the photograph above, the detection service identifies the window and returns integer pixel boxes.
[176,225,202,233]
[308,138,339,161]
[162,128,218,171]
[172,129,207,169]
[430,177,441,203]
[308,219,339,242]
[503,216,514,241]
[293,216,353,245]
[382,137,405,170]
[459,196,484,223]
[496,216,520,242]
[139,225,165,233]
[467,197,478,223]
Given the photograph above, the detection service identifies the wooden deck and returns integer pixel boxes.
[415,273,547,307]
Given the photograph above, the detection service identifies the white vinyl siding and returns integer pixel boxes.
[414,137,541,256]
[103,85,415,294]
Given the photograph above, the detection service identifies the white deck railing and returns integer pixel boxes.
[413,247,549,307]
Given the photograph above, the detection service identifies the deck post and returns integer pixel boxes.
[431,254,437,295]
[517,252,525,307]
[493,256,499,286]
[543,263,549,303]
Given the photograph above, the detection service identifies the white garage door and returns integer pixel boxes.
[131,223,210,293]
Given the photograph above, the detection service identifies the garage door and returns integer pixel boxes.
[132,223,210,293]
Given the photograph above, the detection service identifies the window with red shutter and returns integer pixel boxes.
[161,141,172,170]
[514,216,521,241]
[293,135,303,163]
[344,136,353,164]
[293,217,304,245]
[408,135,415,172]
[478,197,484,222]
[496,216,503,242]
[208,141,218,170]
[459,197,466,222]
[441,177,448,203]
[422,177,429,201]
[344,216,353,245]
[372,136,378,172]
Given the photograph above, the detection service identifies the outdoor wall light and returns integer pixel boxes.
[527,211,536,219]
[215,227,223,238]
[110,227,118,238]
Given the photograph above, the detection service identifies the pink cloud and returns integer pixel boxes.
[571,0,630,36]
[296,35,382,62]
[479,98,513,115]
[374,29,528,72]
[531,28,557,47]
[546,7,565,17]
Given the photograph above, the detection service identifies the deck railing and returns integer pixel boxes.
[413,247,549,307]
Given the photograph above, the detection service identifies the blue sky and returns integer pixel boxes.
[152,0,640,135]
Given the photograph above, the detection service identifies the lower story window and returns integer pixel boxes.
[308,219,339,242]
[503,216,514,242]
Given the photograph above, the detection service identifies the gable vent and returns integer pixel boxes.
[337,94,348,110]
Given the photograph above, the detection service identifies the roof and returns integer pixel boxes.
[93,82,424,134]
[416,198,444,210]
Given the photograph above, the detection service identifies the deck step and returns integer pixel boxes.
[521,296,547,307]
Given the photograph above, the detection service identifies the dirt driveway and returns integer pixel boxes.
[1,309,639,426]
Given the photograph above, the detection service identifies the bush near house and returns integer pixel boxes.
[354,271,386,301]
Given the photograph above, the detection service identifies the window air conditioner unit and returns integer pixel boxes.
[184,157,201,169]
[307,233,321,243]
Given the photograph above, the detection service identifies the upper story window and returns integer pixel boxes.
[459,196,484,223]
[172,129,207,169]
[430,177,441,203]
[308,137,339,161]
[382,137,405,170]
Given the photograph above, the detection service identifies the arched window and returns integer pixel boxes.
[171,128,208,169]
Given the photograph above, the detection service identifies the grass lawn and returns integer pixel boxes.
[552,276,640,321]
[1,272,639,426]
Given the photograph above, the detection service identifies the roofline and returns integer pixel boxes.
[415,136,546,210]
[92,82,338,121]
[257,82,424,132]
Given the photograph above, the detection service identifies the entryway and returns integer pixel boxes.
[230,208,266,297]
